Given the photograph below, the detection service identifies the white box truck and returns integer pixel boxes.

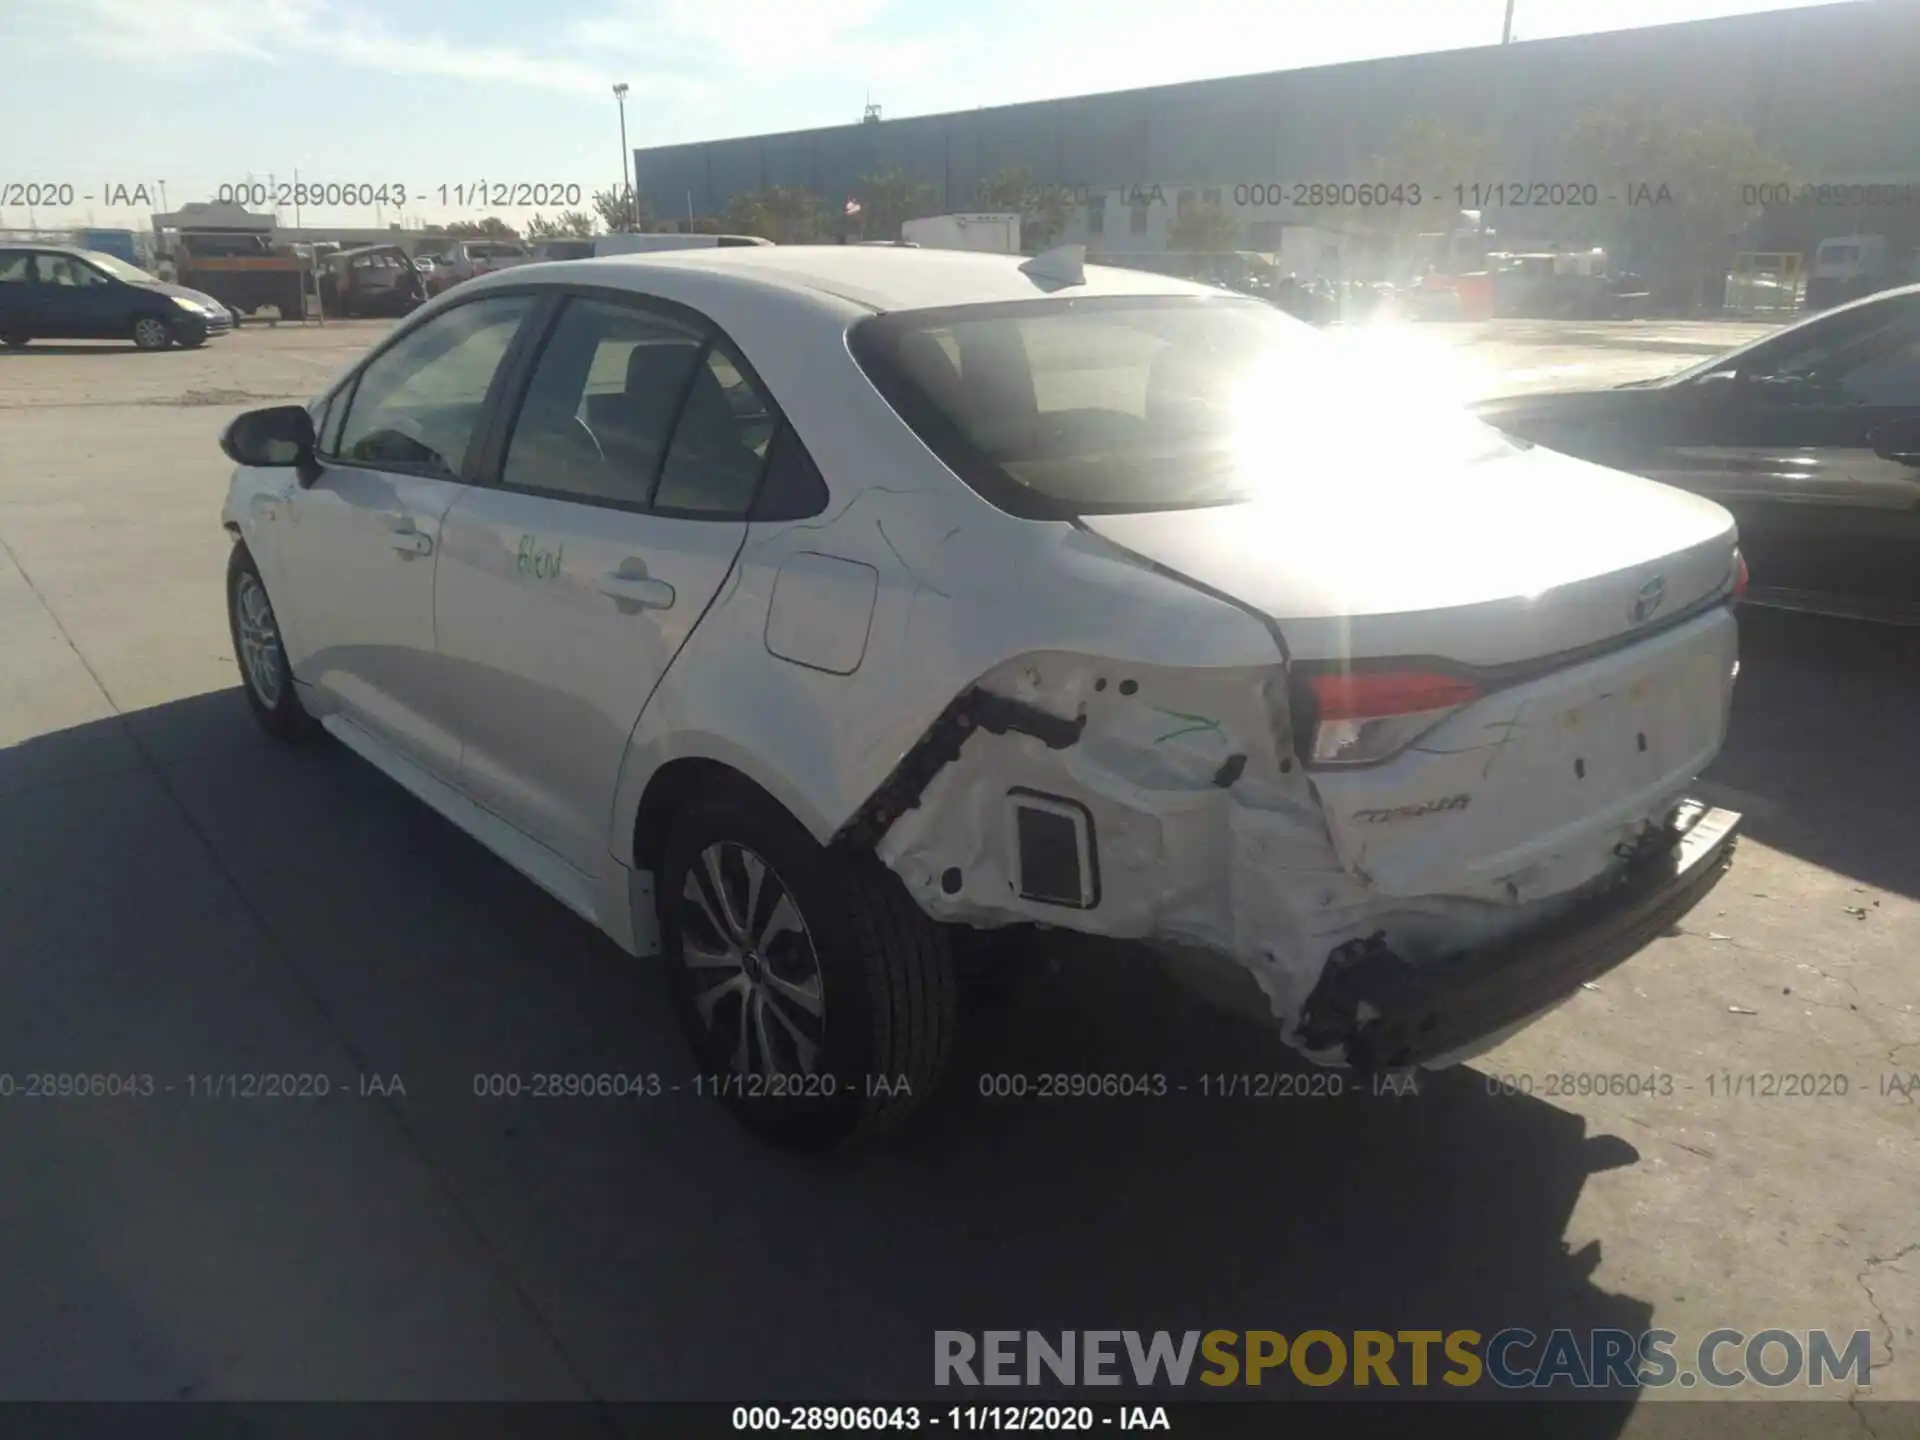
[900,213,1022,253]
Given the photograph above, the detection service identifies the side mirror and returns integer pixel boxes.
[1868,417,1920,467]
[221,404,315,470]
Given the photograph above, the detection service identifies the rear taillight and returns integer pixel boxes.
[1732,549,1749,605]
[1301,669,1482,767]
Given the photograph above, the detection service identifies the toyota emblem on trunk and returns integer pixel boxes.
[1630,575,1666,625]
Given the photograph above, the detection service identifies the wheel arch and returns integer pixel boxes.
[223,514,307,676]
[623,748,831,874]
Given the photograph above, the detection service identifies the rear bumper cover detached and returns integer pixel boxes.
[1297,801,1742,1070]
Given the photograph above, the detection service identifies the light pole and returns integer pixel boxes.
[1501,0,1516,43]
[612,83,633,230]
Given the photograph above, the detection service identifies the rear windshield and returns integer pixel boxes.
[848,295,1506,518]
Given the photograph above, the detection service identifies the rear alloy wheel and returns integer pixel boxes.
[660,787,957,1152]
[227,544,316,740]
[131,316,174,351]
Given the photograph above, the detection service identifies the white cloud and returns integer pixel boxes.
[565,0,970,98]
[46,0,321,62]
[28,0,959,105]
[326,24,610,93]
[36,0,612,92]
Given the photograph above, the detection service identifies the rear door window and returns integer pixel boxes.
[1833,318,1920,406]
[652,345,778,517]
[498,297,706,507]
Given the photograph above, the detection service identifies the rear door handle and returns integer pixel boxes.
[597,562,675,612]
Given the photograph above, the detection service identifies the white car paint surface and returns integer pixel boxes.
[221,245,1744,1117]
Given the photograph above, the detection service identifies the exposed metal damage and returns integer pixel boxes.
[847,629,1741,1067]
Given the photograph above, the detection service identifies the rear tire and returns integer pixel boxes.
[659,786,957,1152]
[131,316,173,351]
[227,543,317,741]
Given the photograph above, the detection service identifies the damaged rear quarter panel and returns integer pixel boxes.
[862,642,1587,1041]
[608,409,1286,862]
[607,319,1734,1060]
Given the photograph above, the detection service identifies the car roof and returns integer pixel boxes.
[532,244,1224,314]
[1819,277,1920,310]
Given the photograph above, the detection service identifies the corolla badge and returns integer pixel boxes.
[1629,574,1666,625]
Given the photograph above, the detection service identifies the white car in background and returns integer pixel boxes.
[434,238,534,288]
[218,245,1744,1150]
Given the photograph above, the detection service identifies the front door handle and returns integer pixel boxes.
[384,514,433,557]
[597,561,675,612]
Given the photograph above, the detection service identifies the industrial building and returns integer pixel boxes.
[632,1,1920,264]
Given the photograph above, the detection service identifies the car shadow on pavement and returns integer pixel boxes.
[1701,608,1920,899]
[0,689,1651,1428]
[0,343,153,356]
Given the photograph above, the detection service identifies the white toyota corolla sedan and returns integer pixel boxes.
[219,244,1744,1150]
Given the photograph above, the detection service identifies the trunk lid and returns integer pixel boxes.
[1304,607,1739,898]
[1083,445,1741,900]
[1079,442,1737,666]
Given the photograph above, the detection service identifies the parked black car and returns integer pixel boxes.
[0,245,233,350]
[1472,282,1920,625]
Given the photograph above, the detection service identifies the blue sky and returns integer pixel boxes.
[1,0,1852,230]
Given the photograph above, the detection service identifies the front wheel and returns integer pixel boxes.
[659,787,958,1151]
[227,544,316,740]
[131,315,173,351]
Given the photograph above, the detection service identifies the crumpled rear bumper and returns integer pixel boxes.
[1296,802,1741,1070]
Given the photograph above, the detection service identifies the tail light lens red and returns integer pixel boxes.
[1302,669,1482,767]
[1732,549,1749,605]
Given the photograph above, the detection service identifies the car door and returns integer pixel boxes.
[36,253,128,338]
[273,292,541,777]
[16,253,72,336]
[0,250,34,335]
[1650,299,1920,609]
[433,292,774,876]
